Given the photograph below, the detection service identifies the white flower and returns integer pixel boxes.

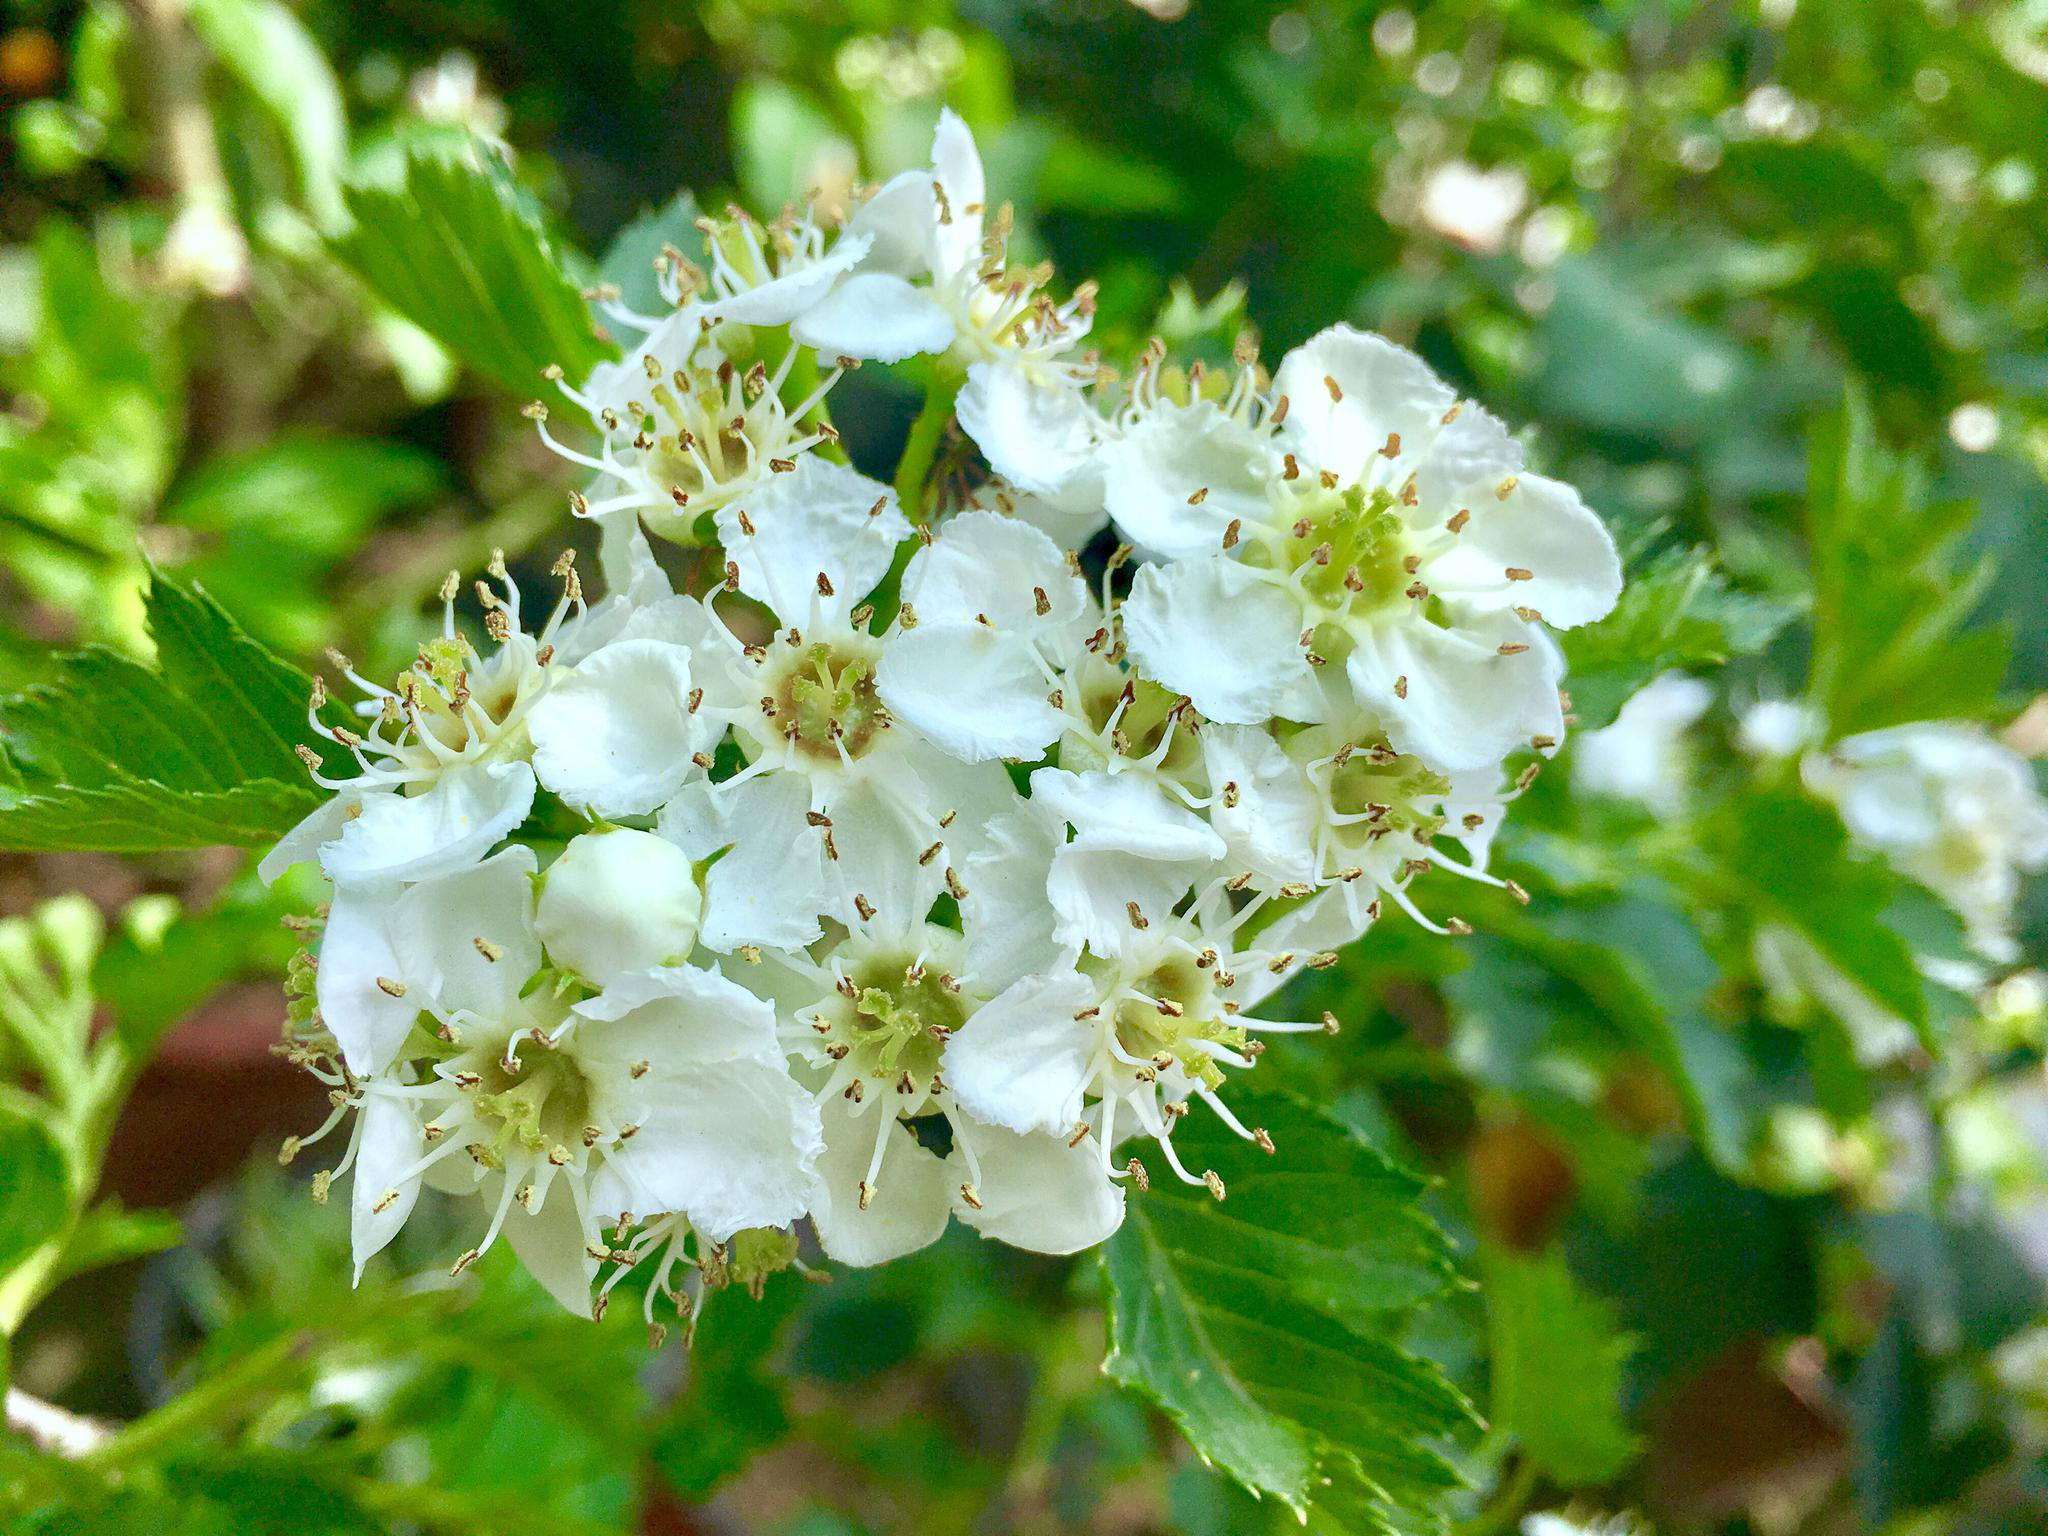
[1109,326,1621,772]
[541,312,845,545]
[778,110,1106,508]
[1737,696,1820,759]
[751,900,1122,1266]
[1572,671,1712,815]
[1805,723,2048,962]
[264,556,709,889]
[663,481,1034,945]
[534,828,703,989]
[303,847,819,1311]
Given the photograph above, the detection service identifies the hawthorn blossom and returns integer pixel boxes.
[293,843,820,1315]
[1572,671,1713,814]
[1805,723,2048,962]
[264,553,709,890]
[1109,326,1622,772]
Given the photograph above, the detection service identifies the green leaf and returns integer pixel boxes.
[1482,1245,1641,1485]
[594,192,707,320]
[1563,547,1797,730]
[0,567,329,852]
[1102,1090,1471,1531]
[1807,390,2009,738]
[187,0,349,228]
[333,137,613,395]
[653,1277,802,1498]
[1713,790,1927,1034]
[0,1105,70,1279]
[159,433,444,652]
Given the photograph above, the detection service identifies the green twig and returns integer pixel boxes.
[82,1332,313,1474]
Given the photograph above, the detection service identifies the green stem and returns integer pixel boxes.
[82,1332,311,1473]
[1451,1454,1541,1536]
[892,375,956,525]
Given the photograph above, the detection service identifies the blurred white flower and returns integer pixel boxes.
[1573,672,1713,814]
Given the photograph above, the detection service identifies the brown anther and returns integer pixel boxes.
[1253,1127,1276,1155]
[1033,586,1051,616]
[853,893,876,921]
[1504,566,1533,582]
[1393,675,1409,699]
[1498,642,1530,656]
[1125,1158,1150,1191]
[1380,431,1401,458]
[374,976,407,998]
[1204,1170,1227,1201]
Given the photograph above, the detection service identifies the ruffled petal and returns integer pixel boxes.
[1102,399,1270,559]
[349,1093,426,1278]
[317,887,416,1075]
[1424,472,1621,629]
[927,107,987,277]
[1201,723,1321,884]
[900,508,1091,639]
[807,1096,952,1268]
[877,621,1064,763]
[846,169,935,277]
[950,1119,1124,1255]
[943,968,1099,1136]
[527,640,702,818]
[956,359,1101,499]
[700,232,872,325]
[659,775,830,952]
[589,1054,822,1243]
[714,456,909,625]
[1345,610,1565,773]
[791,270,955,364]
[1122,558,1318,726]
[321,760,535,887]
[960,808,1068,994]
[1272,325,1455,487]
[573,961,783,1066]
[391,845,540,1023]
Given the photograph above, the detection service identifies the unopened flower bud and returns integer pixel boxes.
[536,829,701,987]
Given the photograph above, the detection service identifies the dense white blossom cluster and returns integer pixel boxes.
[266,112,1622,1327]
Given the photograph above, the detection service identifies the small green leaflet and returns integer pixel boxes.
[1806,390,2009,739]
[1563,547,1797,731]
[1482,1245,1640,1486]
[1102,1090,1472,1532]
[333,135,614,396]
[0,567,333,852]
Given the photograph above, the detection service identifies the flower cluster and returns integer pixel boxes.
[267,111,1621,1328]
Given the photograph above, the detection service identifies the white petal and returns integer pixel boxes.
[350,1093,425,1277]
[899,508,1091,638]
[527,640,701,818]
[1201,723,1321,884]
[846,169,935,277]
[944,969,1099,1136]
[317,887,416,1075]
[1424,472,1621,629]
[701,231,872,325]
[950,1119,1124,1255]
[590,1055,822,1243]
[659,775,829,952]
[1346,611,1565,773]
[498,1176,598,1317]
[320,761,535,887]
[1272,326,1455,487]
[822,777,942,933]
[259,791,362,885]
[391,845,540,1023]
[927,106,987,277]
[1122,559,1318,726]
[1028,767,1224,862]
[971,477,1110,550]
[1410,401,1523,511]
[1102,399,1269,560]
[956,360,1101,498]
[877,621,1064,763]
[573,961,782,1066]
[790,270,956,363]
[961,809,1067,994]
[714,456,909,625]
[808,1096,951,1268]
[1047,834,1212,956]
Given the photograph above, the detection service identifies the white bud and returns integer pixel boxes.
[537,829,701,988]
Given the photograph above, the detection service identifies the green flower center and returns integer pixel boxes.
[765,637,886,763]
[817,947,972,1094]
[1110,953,1244,1092]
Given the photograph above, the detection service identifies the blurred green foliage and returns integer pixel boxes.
[1,1,2045,1533]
